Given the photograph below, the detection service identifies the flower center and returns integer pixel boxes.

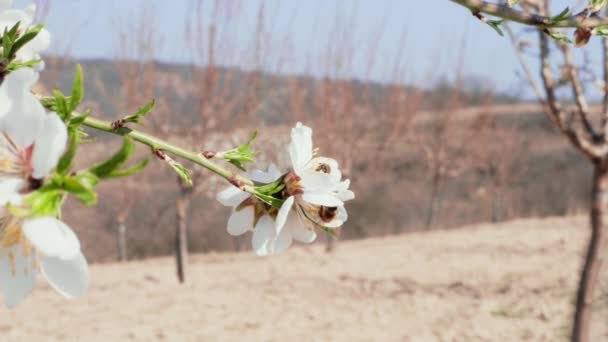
[283,171,303,196]
[0,133,33,180]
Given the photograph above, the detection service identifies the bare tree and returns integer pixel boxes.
[451,1,608,340]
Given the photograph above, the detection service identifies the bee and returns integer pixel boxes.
[318,206,337,223]
[315,163,331,174]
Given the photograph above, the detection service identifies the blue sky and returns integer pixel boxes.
[15,0,598,96]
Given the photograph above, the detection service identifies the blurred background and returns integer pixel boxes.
[28,0,591,260]
[5,0,608,341]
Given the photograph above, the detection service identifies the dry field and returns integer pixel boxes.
[1,216,606,341]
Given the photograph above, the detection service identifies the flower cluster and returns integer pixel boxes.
[0,0,355,310]
[0,1,87,308]
[217,123,354,255]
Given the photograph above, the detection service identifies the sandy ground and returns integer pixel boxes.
[1,216,606,341]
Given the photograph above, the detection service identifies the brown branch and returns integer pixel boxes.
[603,36,608,137]
[538,31,604,160]
[504,24,545,100]
[450,0,608,28]
[561,45,597,138]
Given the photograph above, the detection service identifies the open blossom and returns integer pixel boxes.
[0,68,88,307]
[0,68,67,199]
[270,122,354,253]
[216,164,285,256]
[0,0,50,69]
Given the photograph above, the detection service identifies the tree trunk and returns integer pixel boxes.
[572,164,608,342]
[425,171,441,229]
[116,221,127,262]
[325,233,336,253]
[491,183,502,223]
[175,189,192,284]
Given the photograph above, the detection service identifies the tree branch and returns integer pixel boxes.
[561,44,597,138]
[82,116,256,190]
[450,0,608,28]
[538,31,604,160]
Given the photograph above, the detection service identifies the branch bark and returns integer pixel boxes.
[450,0,608,28]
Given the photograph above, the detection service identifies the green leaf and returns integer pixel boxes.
[61,173,99,206]
[546,30,572,44]
[223,131,258,171]
[23,185,64,218]
[167,159,192,186]
[52,90,70,120]
[7,59,41,72]
[593,24,608,36]
[253,191,284,208]
[589,0,608,12]
[106,158,150,178]
[486,19,504,36]
[254,178,285,196]
[89,137,135,178]
[122,99,155,125]
[69,65,84,112]
[8,24,43,59]
[550,7,571,23]
[55,129,79,175]
[508,0,521,7]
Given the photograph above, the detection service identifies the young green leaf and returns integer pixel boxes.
[223,131,258,171]
[508,0,521,7]
[8,24,42,59]
[69,65,84,112]
[589,0,608,13]
[89,137,135,178]
[106,158,150,178]
[122,99,155,126]
[550,7,571,24]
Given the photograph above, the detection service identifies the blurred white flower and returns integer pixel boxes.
[0,67,86,308]
[0,0,50,69]
[0,212,89,307]
[0,68,67,202]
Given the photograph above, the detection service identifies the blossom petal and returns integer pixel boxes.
[301,193,343,207]
[275,195,294,235]
[289,122,313,171]
[31,112,67,179]
[40,251,88,299]
[0,177,24,205]
[287,212,316,243]
[0,69,45,147]
[299,169,340,192]
[0,245,36,308]
[272,228,293,254]
[250,164,282,184]
[216,186,249,207]
[252,215,275,256]
[22,217,80,260]
[227,206,254,236]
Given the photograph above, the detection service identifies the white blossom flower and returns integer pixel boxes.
[269,122,354,253]
[216,164,284,256]
[0,68,87,307]
[0,213,89,307]
[0,68,67,200]
[0,0,50,69]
